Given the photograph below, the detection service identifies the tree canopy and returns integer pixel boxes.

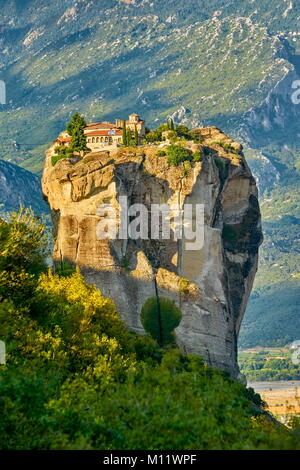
[66,112,88,152]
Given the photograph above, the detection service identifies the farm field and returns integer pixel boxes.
[249,381,300,424]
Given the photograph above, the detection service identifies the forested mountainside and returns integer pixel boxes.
[0,0,299,346]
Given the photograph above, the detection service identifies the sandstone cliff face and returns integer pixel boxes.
[42,127,263,377]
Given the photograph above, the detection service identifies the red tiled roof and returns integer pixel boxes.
[56,137,71,143]
[85,122,119,129]
[85,130,123,136]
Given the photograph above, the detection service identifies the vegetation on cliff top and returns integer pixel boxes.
[52,113,88,166]
[52,116,205,167]
[0,209,300,450]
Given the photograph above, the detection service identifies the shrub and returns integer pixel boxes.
[0,208,48,304]
[175,125,192,140]
[190,131,203,143]
[141,296,182,347]
[193,151,203,162]
[167,130,178,142]
[52,154,66,166]
[146,131,160,143]
[182,160,191,176]
[166,145,192,166]
[55,260,75,278]
[212,141,237,154]
[52,145,73,166]
[179,278,190,294]
[156,150,166,157]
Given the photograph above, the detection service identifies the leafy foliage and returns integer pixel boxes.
[52,145,73,166]
[0,210,299,450]
[166,144,192,166]
[122,120,127,146]
[0,208,48,304]
[66,112,88,152]
[141,296,182,347]
[193,151,202,162]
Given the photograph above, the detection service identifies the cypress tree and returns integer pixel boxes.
[170,118,175,131]
[134,125,139,146]
[122,120,127,146]
[66,112,88,152]
[127,128,132,146]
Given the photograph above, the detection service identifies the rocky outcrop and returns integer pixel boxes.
[42,127,263,377]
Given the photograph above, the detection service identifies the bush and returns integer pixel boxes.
[145,131,160,143]
[156,150,166,157]
[0,208,48,304]
[167,130,178,142]
[51,154,66,167]
[166,145,192,166]
[175,125,192,140]
[190,131,203,143]
[179,278,190,293]
[55,260,75,278]
[52,145,73,166]
[193,151,203,162]
[141,296,182,347]
[182,160,191,176]
[212,141,238,154]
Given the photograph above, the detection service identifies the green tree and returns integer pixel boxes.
[0,207,48,304]
[127,128,133,146]
[122,120,127,146]
[141,296,182,347]
[134,125,139,146]
[168,118,175,131]
[66,112,88,152]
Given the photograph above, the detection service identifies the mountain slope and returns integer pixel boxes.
[0,1,299,172]
[0,159,48,216]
